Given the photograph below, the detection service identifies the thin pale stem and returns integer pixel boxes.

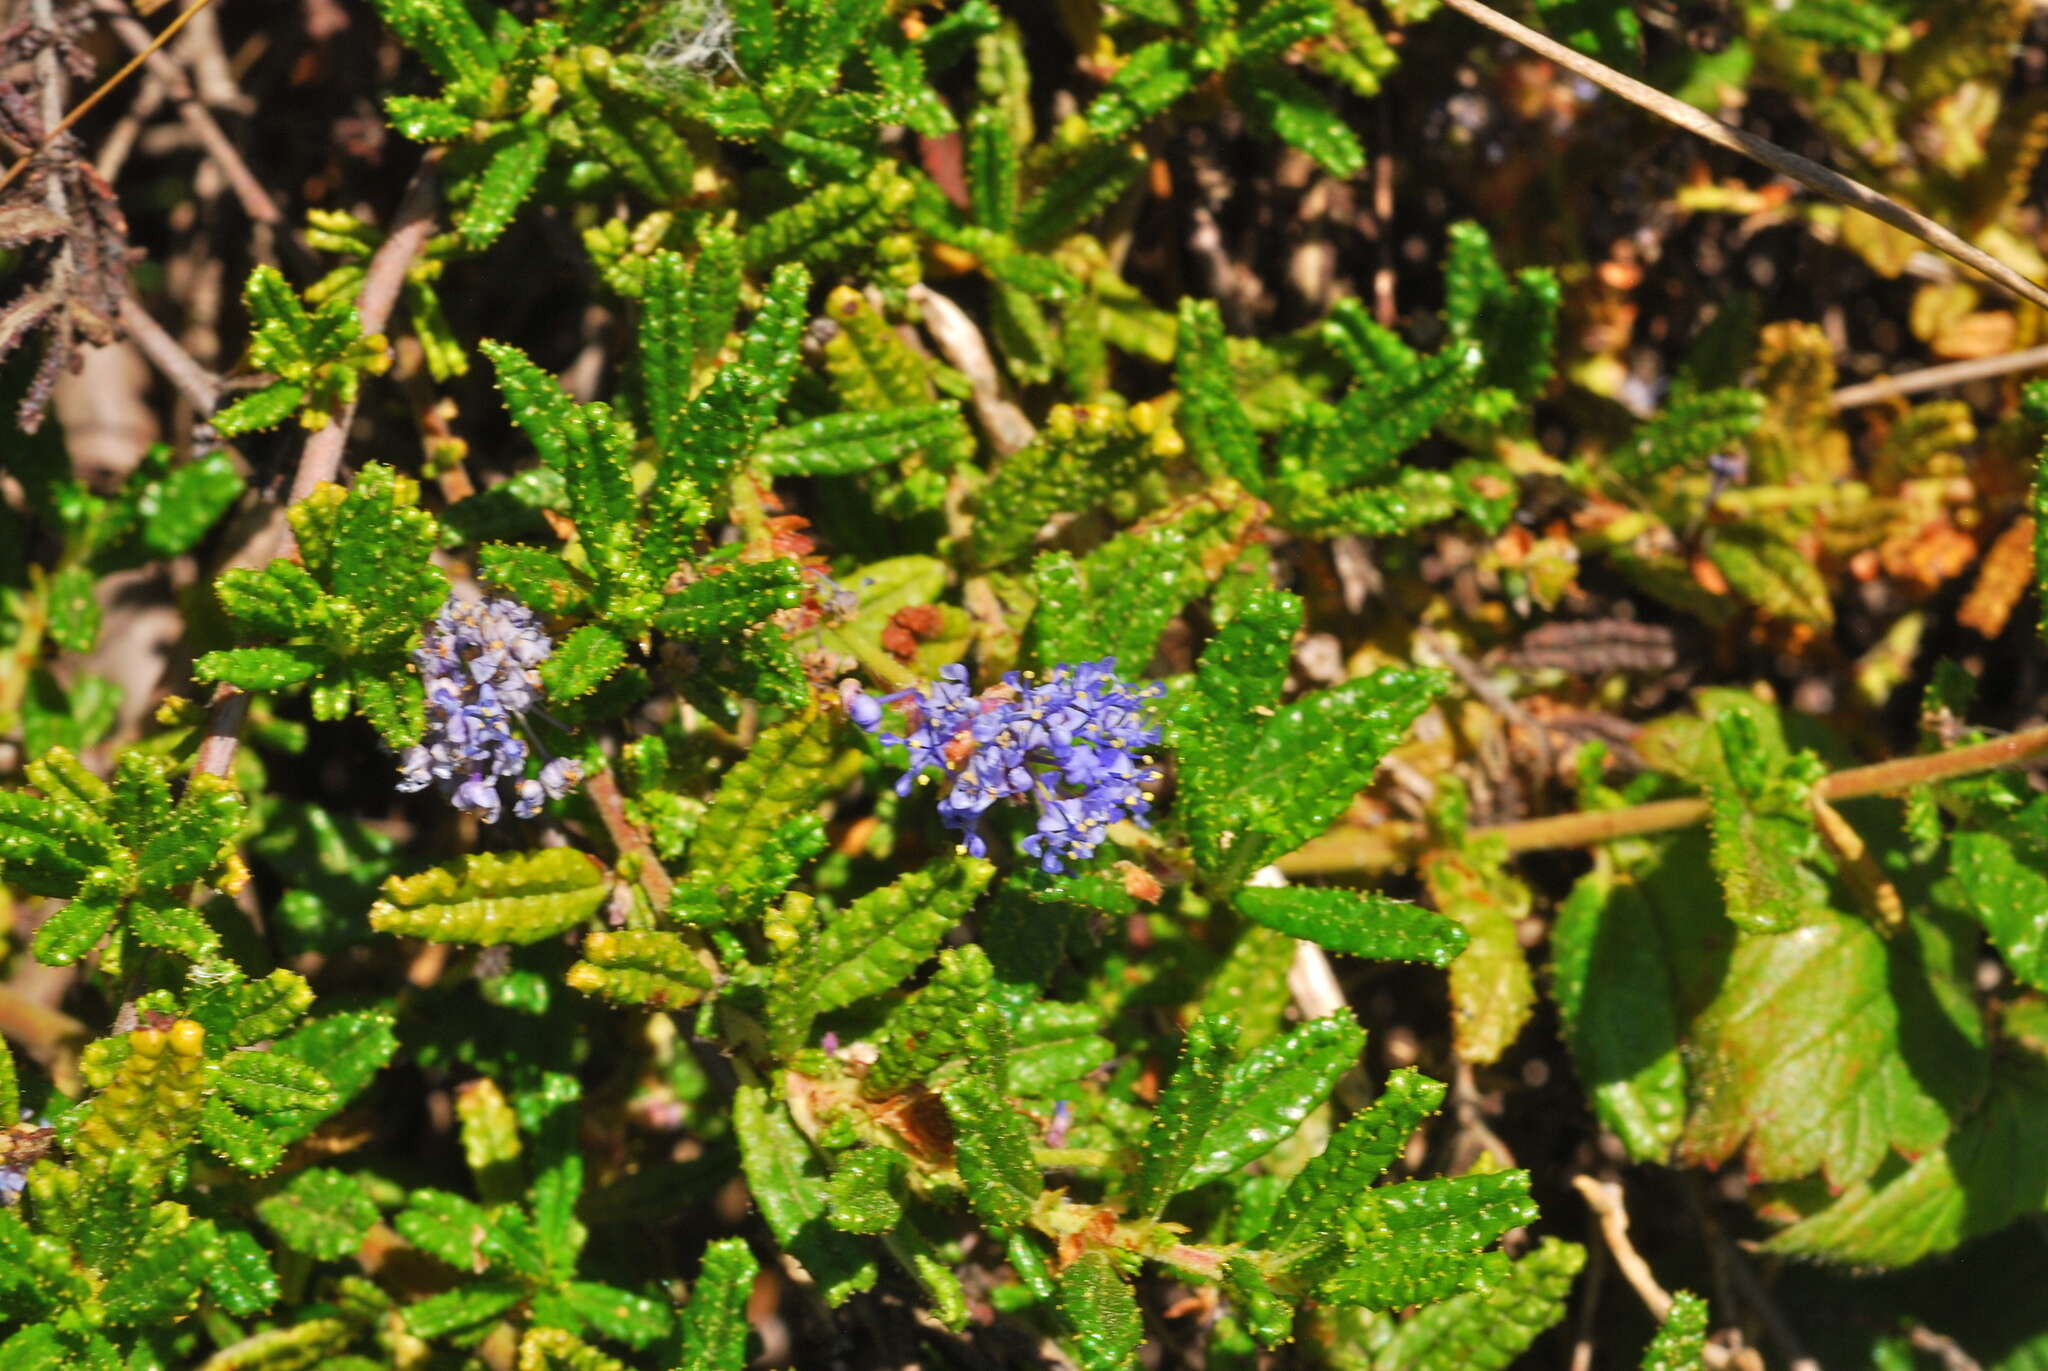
[1437,0,2048,313]
[1831,344,2048,410]
[1478,722,2048,853]
[1278,723,2048,867]
[286,152,443,513]
[584,765,675,915]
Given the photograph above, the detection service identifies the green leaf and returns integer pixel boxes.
[271,1008,399,1135]
[1763,1042,2048,1267]
[479,543,592,617]
[1032,486,1259,671]
[1240,668,1449,871]
[30,897,118,967]
[458,128,549,251]
[188,967,316,1050]
[481,340,637,560]
[1370,1237,1585,1371]
[539,624,627,702]
[1058,1250,1144,1371]
[866,945,1005,1096]
[1678,906,1987,1188]
[1232,885,1467,967]
[1950,796,2048,992]
[655,561,805,645]
[1006,1001,1116,1097]
[1234,65,1365,178]
[1016,139,1147,249]
[683,710,835,885]
[96,1218,214,1323]
[965,104,1019,232]
[1708,522,1835,627]
[567,929,714,1010]
[755,404,970,477]
[1084,39,1195,143]
[525,1074,585,1272]
[554,1281,673,1347]
[1186,1012,1364,1185]
[1702,710,1829,934]
[1173,588,1299,859]
[198,1223,280,1317]
[1640,1291,1710,1371]
[212,380,308,436]
[664,262,813,497]
[0,1033,15,1123]
[134,450,243,558]
[127,898,220,959]
[740,166,908,272]
[198,1095,288,1174]
[1309,342,1481,490]
[820,284,928,411]
[970,403,1178,567]
[44,566,99,655]
[1175,300,1264,488]
[1611,387,1764,485]
[677,1237,759,1371]
[214,560,326,637]
[1262,1067,1447,1260]
[732,1084,876,1305]
[1312,1175,1532,1310]
[396,1188,493,1272]
[216,1049,338,1115]
[824,1146,906,1234]
[257,1168,379,1261]
[1424,843,1536,1066]
[365,0,498,84]
[807,855,995,1016]
[1439,220,1561,404]
[192,643,330,692]
[1131,1014,1238,1216]
[1550,843,1711,1163]
[370,848,611,945]
[941,1065,1040,1231]
[404,1282,527,1340]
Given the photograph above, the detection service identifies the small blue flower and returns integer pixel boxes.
[399,596,583,822]
[844,658,1165,873]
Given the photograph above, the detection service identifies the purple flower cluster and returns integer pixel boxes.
[843,659,1165,873]
[397,596,582,823]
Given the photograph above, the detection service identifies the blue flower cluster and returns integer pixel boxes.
[843,659,1165,873]
[1,1114,49,1207]
[397,596,581,823]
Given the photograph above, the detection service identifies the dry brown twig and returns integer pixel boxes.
[1572,1175,1673,1322]
[87,0,282,227]
[1436,0,2048,314]
[908,282,1035,456]
[0,0,219,198]
[115,290,218,412]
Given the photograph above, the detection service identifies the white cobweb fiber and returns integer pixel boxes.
[644,0,741,81]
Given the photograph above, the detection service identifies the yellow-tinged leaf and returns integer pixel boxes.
[370,848,611,945]
[1424,846,1535,1066]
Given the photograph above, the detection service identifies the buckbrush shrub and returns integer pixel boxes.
[3,1,2048,1368]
